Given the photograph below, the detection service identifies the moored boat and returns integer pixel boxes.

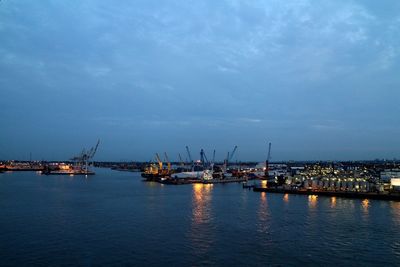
[41,163,94,175]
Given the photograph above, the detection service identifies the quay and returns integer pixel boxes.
[158,177,248,185]
[253,187,400,201]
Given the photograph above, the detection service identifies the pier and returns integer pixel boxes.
[253,187,400,201]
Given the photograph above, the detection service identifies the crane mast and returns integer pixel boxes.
[178,153,184,167]
[224,145,238,172]
[265,142,272,178]
[186,146,194,171]
[164,152,171,172]
[155,153,163,171]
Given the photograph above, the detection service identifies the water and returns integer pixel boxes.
[1,168,400,266]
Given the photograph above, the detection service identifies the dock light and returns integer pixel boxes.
[391,178,400,187]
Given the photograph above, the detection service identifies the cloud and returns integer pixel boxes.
[0,0,400,160]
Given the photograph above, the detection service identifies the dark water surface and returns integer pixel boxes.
[1,168,400,266]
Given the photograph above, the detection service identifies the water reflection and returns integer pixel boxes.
[283,194,289,203]
[257,192,270,234]
[330,197,336,208]
[308,195,318,209]
[188,183,214,257]
[390,201,400,226]
[192,184,213,224]
[361,199,369,213]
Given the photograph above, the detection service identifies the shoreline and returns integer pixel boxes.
[253,187,400,201]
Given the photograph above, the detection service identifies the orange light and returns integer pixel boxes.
[308,195,318,208]
[362,199,369,213]
[283,194,289,203]
[330,196,336,208]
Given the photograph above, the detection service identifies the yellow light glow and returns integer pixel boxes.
[391,178,400,187]
[192,183,213,225]
[362,199,369,213]
[283,194,289,203]
[308,195,318,208]
[330,197,336,208]
[260,192,266,202]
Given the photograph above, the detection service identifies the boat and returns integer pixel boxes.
[41,163,94,175]
[3,162,44,171]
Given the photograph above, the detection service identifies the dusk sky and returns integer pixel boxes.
[1,0,399,161]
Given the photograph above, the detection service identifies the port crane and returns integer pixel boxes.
[265,142,272,178]
[200,149,209,167]
[226,146,238,165]
[212,150,216,164]
[224,145,237,171]
[70,139,100,172]
[178,153,185,167]
[155,153,163,171]
[164,152,171,172]
[186,146,194,171]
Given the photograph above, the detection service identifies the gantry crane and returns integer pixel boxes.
[70,139,100,171]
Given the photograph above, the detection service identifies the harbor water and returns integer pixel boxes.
[1,168,400,266]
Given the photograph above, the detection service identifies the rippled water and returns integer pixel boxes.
[1,168,400,266]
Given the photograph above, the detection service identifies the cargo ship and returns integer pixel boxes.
[2,162,44,171]
[41,163,94,175]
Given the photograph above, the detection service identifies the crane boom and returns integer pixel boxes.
[90,139,100,159]
[178,153,184,166]
[155,153,163,170]
[229,146,238,161]
[186,146,193,163]
[164,152,171,171]
[265,142,272,178]
[212,150,216,164]
[200,149,209,165]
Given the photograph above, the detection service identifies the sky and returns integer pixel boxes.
[1,0,400,162]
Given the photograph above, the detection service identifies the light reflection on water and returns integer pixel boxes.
[360,199,370,222]
[361,199,369,213]
[330,196,337,208]
[188,183,214,257]
[283,193,289,203]
[390,201,400,226]
[191,183,213,224]
[2,170,400,266]
[257,192,270,234]
[308,195,318,209]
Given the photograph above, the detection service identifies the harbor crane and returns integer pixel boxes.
[178,153,185,167]
[212,150,216,164]
[155,153,163,171]
[200,149,209,166]
[224,145,238,171]
[265,142,272,177]
[70,139,100,172]
[164,152,171,172]
[226,146,238,164]
[186,146,194,171]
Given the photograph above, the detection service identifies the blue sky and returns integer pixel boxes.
[1,0,399,161]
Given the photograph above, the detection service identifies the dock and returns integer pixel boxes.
[253,187,400,201]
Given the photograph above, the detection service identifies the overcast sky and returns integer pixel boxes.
[1,0,399,161]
